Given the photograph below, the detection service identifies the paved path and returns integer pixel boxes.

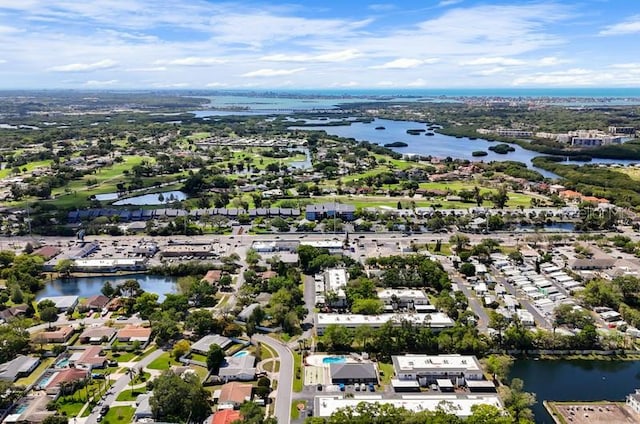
[83,348,165,424]
[254,335,293,424]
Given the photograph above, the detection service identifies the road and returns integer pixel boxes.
[254,334,294,424]
[83,348,165,424]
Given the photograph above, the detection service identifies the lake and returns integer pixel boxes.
[510,359,640,423]
[37,274,179,301]
[291,118,639,178]
[112,190,188,206]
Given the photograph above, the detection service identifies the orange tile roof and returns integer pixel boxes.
[211,410,242,424]
[117,325,151,339]
[219,382,252,404]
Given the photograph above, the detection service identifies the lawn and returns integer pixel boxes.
[55,399,85,418]
[190,353,207,363]
[16,357,54,386]
[264,360,280,373]
[109,351,137,363]
[291,400,307,420]
[147,352,180,370]
[293,352,303,392]
[132,345,158,361]
[0,159,52,179]
[103,406,135,424]
[378,362,395,385]
[116,388,147,402]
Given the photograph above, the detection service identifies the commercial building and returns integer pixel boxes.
[377,289,433,312]
[627,389,640,414]
[495,128,533,137]
[315,313,454,335]
[391,354,484,385]
[314,394,502,418]
[73,258,147,273]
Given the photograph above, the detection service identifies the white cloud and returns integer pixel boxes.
[610,63,640,69]
[473,67,507,76]
[261,49,360,63]
[0,59,6,64]
[509,68,640,86]
[600,16,640,36]
[538,56,566,66]
[330,81,359,87]
[84,79,118,86]
[205,82,228,87]
[371,58,438,69]
[368,4,396,12]
[151,82,190,88]
[439,0,463,7]
[376,81,395,86]
[407,78,428,87]
[126,66,167,72]
[49,59,117,72]
[461,57,525,66]
[0,25,22,33]
[155,57,227,66]
[241,68,305,77]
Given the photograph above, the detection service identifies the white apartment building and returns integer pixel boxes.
[315,312,454,335]
[392,354,484,384]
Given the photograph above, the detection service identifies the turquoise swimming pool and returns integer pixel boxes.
[322,356,346,364]
[55,358,69,368]
[232,350,249,358]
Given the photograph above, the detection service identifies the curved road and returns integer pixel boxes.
[253,334,294,424]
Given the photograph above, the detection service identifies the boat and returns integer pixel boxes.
[375,126,386,130]
[425,132,435,136]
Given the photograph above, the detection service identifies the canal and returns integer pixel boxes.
[510,359,640,423]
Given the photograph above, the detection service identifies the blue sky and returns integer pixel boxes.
[0,0,639,89]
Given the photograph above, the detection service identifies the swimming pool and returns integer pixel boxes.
[55,358,69,368]
[322,356,346,364]
[12,404,27,414]
[37,373,55,389]
[232,350,249,358]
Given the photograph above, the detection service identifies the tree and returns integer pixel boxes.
[101,281,115,298]
[459,263,476,277]
[245,248,261,268]
[351,298,384,315]
[323,324,353,352]
[42,415,69,424]
[491,186,509,209]
[150,371,210,423]
[500,378,536,423]
[449,233,470,253]
[38,300,59,329]
[0,321,29,363]
[580,279,622,309]
[10,285,24,304]
[185,310,214,337]
[467,404,512,424]
[119,279,142,298]
[187,279,217,307]
[172,340,190,360]
[482,354,513,383]
[134,292,159,320]
[206,343,225,373]
[54,259,74,278]
[150,311,180,345]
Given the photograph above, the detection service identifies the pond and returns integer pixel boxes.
[510,359,640,423]
[291,118,640,178]
[37,274,179,301]
[112,190,188,206]
[515,222,576,232]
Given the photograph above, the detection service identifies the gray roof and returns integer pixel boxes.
[38,295,79,309]
[306,203,355,213]
[0,355,39,381]
[191,334,232,353]
[219,355,256,377]
[134,393,153,418]
[329,363,377,381]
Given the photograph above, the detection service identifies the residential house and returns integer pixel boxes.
[212,409,242,424]
[79,326,116,344]
[219,355,256,382]
[0,356,40,382]
[134,393,153,421]
[116,325,152,344]
[71,346,108,370]
[38,296,79,313]
[191,334,232,355]
[217,382,253,408]
[79,295,110,312]
[35,326,74,344]
[44,368,89,395]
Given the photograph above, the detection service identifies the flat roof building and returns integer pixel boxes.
[191,334,233,355]
[316,313,454,335]
[392,354,484,384]
[0,356,40,382]
[38,295,79,312]
[314,394,502,418]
